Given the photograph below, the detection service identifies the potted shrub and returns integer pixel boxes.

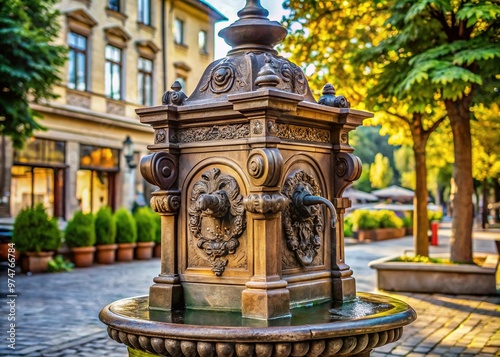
[153,211,161,258]
[64,211,96,267]
[115,208,137,261]
[12,204,61,273]
[134,207,156,260]
[351,209,405,241]
[94,206,117,264]
[351,209,379,241]
[343,215,354,238]
[373,210,405,240]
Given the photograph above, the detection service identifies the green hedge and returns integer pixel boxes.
[115,208,137,244]
[344,215,354,237]
[134,207,155,243]
[95,206,116,245]
[64,211,96,248]
[349,209,403,231]
[12,204,61,252]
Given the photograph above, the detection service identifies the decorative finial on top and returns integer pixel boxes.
[218,0,287,54]
[237,0,269,18]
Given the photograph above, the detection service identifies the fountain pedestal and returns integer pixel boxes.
[100,1,416,355]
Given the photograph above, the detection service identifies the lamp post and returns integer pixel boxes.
[122,135,136,170]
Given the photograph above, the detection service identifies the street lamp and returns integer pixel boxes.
[122,135,137,169]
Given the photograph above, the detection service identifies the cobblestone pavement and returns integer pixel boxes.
[1,222,499,357]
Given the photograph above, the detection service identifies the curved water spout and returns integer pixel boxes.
[301,195,337,228]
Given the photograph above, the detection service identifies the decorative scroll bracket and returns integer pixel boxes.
[140,152,178,191]
[333,152,362,198]
[247,148,282,187]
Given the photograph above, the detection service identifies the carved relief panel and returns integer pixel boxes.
[187,167,247,276]
[281,170,325,270]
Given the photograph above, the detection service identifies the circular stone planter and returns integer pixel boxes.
[95,244,118,264]
[135,241,155,260]
[71,246,96,267]
[117,243,137,262]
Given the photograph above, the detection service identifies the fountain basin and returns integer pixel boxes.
[99,292,416,357]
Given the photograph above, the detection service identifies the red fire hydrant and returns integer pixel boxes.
[430,221,439,246]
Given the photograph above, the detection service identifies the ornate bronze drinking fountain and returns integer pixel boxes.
[100,1,416,356]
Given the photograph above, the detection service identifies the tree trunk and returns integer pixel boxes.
[412,117,429,257]
[445,98,474,263]
[494,179,500,223]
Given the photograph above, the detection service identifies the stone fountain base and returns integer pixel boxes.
[99,292,416,357]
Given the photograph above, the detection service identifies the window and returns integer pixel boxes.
[80,145,120,170]
[108,0,120,12]
[67,32,88,91]
[76,170,113,214]
[138,0,151,25]
[174,18,185,45]
[78,144,119,213]
[198,30,208,54]
[11,138,66,218]
[14,138,66,165]
[138,57,153,106]
[105,45,122,100]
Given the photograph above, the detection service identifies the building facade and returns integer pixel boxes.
[0,0,226,220]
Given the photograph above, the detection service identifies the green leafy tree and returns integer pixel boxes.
[283,0,446,257]
[353,163,372,192]
[369,153,394,189]
[377,1,500,263]
[0,0,67,148]
[284,0,500,263]
[394,145,416,189]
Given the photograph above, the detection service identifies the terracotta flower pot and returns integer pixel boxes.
[22,251,54,274]
[71,246,96,267]
[135,241,155,260]
[153,243,161,258]
[95,244,118,264]
[0,242,21,261]
[116,243,137,262]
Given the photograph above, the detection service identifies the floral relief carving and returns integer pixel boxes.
[178,124,250,143]
[275,124,330,143]
[188,168,246,276]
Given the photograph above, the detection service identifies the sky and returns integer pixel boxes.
[203,0,290,59]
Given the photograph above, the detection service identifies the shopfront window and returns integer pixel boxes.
[10,138,66,218]
[77,144,119,213]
